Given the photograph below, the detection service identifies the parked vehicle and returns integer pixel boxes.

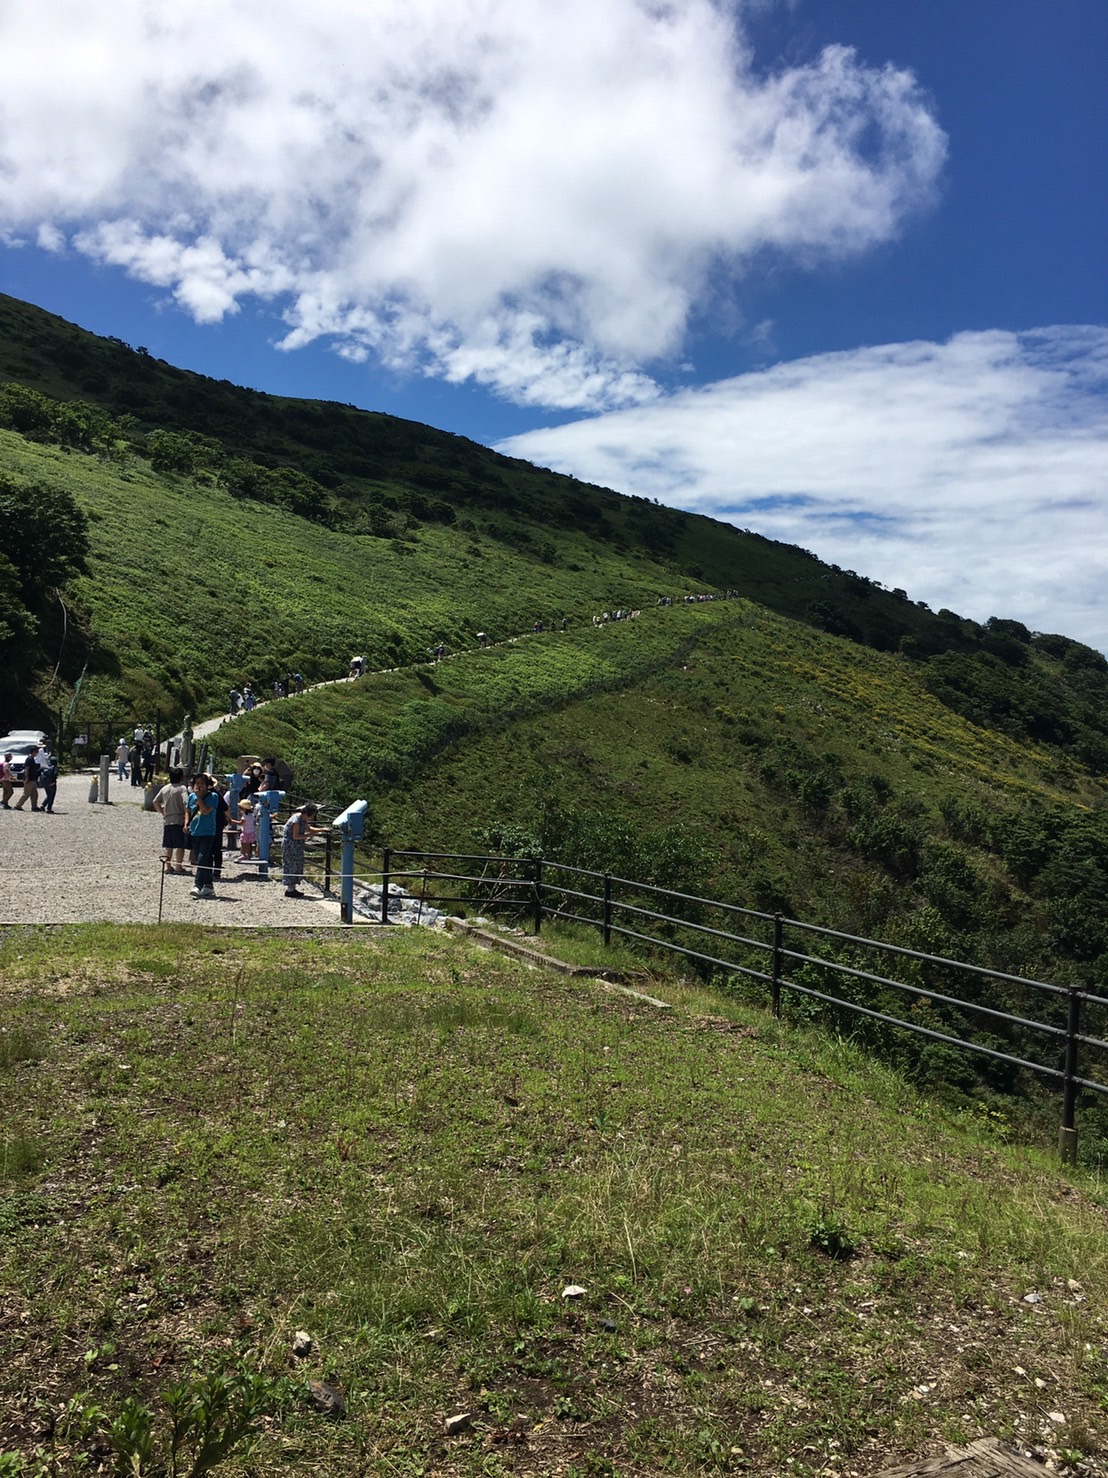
[0,736,44,780]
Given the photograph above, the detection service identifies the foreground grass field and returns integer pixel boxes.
[2,924,1107,1476]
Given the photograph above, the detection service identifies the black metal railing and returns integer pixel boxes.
[369,846,1105,1163]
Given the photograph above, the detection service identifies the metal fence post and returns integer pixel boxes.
[603,873,612,948]
[324,831,333,895]
[381,847,392,924]
[332,801,367,925]
[1059,987,1081,1165]
[532,857,543,935]
[771,913,783,1018]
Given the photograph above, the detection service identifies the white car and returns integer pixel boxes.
[0,736,43,780]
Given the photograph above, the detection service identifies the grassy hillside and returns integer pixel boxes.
[222,596,1108,1132]
[3,924,1107,1475]
[3,287,1108,1112]
[0,425,724,722]
[5,289,1087,698]
[220,603,743,800]
[3,290,1108,780]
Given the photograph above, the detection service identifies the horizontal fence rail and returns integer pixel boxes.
[377,845,1103,1164]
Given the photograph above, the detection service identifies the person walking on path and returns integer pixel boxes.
[13,749,40,810]
[129,739,144,787]
[281,802,326,898]
[154,767,189,872]
[185,773,218,899]
[38,747,59,814]
[116,738,130,780]
[0,753,13,808]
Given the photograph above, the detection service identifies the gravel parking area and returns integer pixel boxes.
[0,773,341,927]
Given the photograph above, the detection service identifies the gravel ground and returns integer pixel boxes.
[0,773,342,927]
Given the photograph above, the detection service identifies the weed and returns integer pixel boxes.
[52,1363,279,1477]
[0,1133,44,1182]
[0,1029,44,1069]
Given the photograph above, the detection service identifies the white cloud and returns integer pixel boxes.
[0,0,944,408]
[35,223,65,254]
[496,327,1108,653]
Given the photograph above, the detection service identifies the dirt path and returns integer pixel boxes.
[0,774,342,927]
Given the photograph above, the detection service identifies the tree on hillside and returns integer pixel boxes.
[0,549,40,716]
[0,552,35,647]
[0,475,90,600]
[0,476,90,719]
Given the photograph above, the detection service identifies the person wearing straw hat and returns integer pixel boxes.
[235,798,257,862]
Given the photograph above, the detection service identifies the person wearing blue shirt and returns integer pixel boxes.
[186,773,219,899]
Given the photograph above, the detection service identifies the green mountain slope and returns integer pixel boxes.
[2,291,1107,764]
[2,288,1108,1044]
[225,595,1108,1006]
[0,290,1060,664]
[0,423,739,720]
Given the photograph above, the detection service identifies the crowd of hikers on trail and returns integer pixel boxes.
[220,589,744,710]
[339,590,742,682]
[116,729,158,786]
[228,675,304,714]
[5,585,743,915]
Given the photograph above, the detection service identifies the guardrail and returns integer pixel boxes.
[367,846,1105,1164]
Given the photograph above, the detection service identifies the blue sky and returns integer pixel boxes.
[1,1,1106,647]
